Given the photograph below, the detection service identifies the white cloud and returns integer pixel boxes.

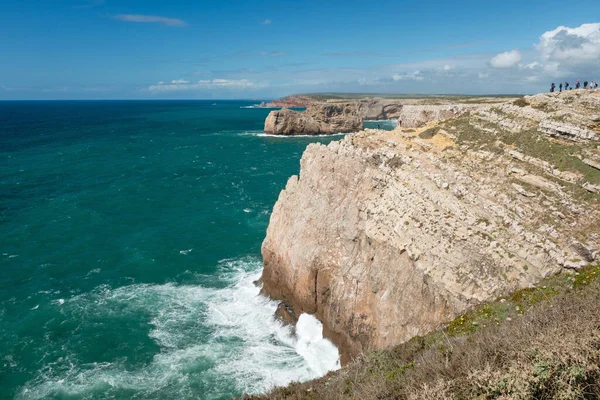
[113,14,187,27]
[489,49,522,68]
[261,19,272,25]
[535,23,600,76]
[392,70,424,81]
[149,79,265,92]
[210,79,256,87]
[442,64,454,71]
[521,61,541,69]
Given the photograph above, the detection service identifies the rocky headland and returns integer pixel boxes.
[265,94,319,108]
[263,95,495,135]
[260,89,600,364]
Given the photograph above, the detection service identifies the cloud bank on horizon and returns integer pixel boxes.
[143,22,600,97]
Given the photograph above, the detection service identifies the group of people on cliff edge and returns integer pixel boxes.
[550,80,598,92]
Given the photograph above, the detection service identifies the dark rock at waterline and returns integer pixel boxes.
[275,302,298,326]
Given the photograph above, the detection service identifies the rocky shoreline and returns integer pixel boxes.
[260,90,600,363]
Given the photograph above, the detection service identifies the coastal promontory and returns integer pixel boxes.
[261,90,600,363]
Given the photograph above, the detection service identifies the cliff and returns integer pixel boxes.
[356,99,404,120]
[264,96,485,135]
[264,103,363,135]
[255,263,600,400]
[395,104,481,127]
[355,100,477,124]
[261,90,600,362]
[266,95,321,108]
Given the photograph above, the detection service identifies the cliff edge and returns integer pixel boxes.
[261,90,600,362]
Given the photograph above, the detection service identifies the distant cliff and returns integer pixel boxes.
[261,90,600,362]
[266,95,320,108]
[264,96,481,135]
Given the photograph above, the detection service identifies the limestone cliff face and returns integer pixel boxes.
[397,104,479,127]
[357,99,403,120]
[261,91,600,362]
[356,99,479,124]
[264,103,363,135]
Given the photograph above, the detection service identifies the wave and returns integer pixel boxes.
[16,258,340,400]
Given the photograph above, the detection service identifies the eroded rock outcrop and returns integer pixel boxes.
[261,91,600,363]
[264,103,363,135]
[357,99,404,120]
[397,104,480,128]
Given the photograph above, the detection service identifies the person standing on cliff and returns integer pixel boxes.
[565,82,569,90]
[398,119,402,127]
[576,80,581,89]
[559,83,563,92]
[550,83,555,92]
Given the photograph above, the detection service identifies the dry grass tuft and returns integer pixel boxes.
[513,98,529,107]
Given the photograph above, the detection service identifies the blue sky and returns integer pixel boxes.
[1,0,599,99]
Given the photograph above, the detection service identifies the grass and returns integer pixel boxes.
[444,114,600,189]
[418,127,438,139]
[248,264,600,399]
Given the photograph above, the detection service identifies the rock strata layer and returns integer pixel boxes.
[397,104,480,127]
[261,90,600,362]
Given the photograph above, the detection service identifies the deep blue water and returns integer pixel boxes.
[0,101,342,400]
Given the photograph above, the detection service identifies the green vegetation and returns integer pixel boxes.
[417,127,438,139]
[251,264,600,399]
[444,114,600,189]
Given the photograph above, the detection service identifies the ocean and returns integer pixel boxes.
[0,101,342,400]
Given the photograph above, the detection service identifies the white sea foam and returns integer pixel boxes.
[17,258,340,400]
[295,314,341,376]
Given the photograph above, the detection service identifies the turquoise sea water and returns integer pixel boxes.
[0,101,342,399]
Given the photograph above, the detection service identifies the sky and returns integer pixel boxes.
[1,0,599,99]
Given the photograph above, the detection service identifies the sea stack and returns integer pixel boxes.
[264,103,363,135]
